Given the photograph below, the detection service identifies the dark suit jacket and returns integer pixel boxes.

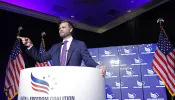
[26,39,98,67]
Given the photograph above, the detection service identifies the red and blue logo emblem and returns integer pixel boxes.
[31,73,50,94]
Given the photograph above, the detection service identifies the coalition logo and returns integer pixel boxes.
[150,92,159,99]
[106,93,114,99]
[131,58,147,65]
[134,58,142,64]
[112,81,127,89]
[144,47,152,52]
[133,81,150,88]
[105,71,113,77]
[147,69,155,75]
[159,80,164,86]
[31,72,56,94]
[137,81,145,87]
[106,93,119,100]
[146,92,164,100]
[115,81,128,89]
[105,50,112,55]
[125,69,134,76]
[128,93,136,99]
[126,92,142,100]
[116,82,124,87]
[141,44,155,54]
[110,59,121,66]
[156,80,165,88]
[105,71,118,78]
[147,69,154,75]
[119,48,136,55]
[122,68,138,77]
[144,69,158,76]
[124,49,132,54]
[101,50,116,57]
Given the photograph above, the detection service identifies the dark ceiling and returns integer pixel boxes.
[0,0,170,33]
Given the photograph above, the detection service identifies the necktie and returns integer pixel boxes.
[60,40,68,66]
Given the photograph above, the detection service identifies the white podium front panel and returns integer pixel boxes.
[18,66,105,100]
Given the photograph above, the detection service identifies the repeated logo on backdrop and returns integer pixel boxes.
[81,44,167,100]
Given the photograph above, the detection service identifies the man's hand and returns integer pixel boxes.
[97,65,106,76]
[17,36,33,47]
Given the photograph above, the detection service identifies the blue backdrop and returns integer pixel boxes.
[82,43,167,100]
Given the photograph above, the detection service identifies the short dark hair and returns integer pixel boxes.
[58,20,74,29]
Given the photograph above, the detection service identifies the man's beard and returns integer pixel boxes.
[60,32,70,38]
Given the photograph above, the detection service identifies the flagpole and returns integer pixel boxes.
[157,18,164,26]
[157,18,169,38]
[4,86,12,100]
[171,96,174,100]
[17,26,23,41]
[41,32,46,48]
[41,32,46,66]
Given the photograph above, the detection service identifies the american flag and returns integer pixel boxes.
[4,39,25,100]
[35,39,52,67]
[152,26,175,96]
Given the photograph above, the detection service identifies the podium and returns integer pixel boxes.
[18,66,106,100]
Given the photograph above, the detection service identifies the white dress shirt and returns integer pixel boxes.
[60,36,73,63]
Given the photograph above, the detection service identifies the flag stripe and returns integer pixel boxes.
[18,54,25,69]
[153,64,174,94]
[167,55,174,70]
[8,66,16,96]
[14,60,20,83]
[13,62,19,90]
[167,55,175,74]
[6,71,15,96]
[168,52,174,66]
[172,50,175,57]
[15,61,20,83]
[153,59,175,90]
[168,51,175,71]
[154,51,175,86]
[166,55,175,79]
[12,61,20,87]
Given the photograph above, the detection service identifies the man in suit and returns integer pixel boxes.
[17,20,106,76]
